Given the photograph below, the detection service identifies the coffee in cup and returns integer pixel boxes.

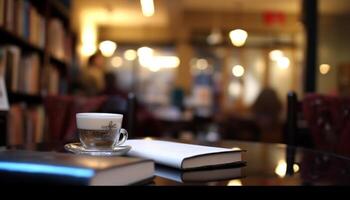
[76,113,128,150]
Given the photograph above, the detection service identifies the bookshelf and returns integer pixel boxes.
[0,0,76,146]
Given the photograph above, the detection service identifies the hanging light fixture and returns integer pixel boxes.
[99,40,117,57]
[269,50,284,61]
[276,56,290,69]
[232,65,245,77]
[229,29,248,47]
[124,49,138,61]
[320,64,331,75]
[111,56,124,68]
[140,0,155,17]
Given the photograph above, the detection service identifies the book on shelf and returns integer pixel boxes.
[41,64,61,96]
[4,0,14,32]
[7,104,24,145]
[0,0,4,26]
[0,45,41,95]
[7,104,46,145]
[1,0,46,48]
[155,165,244,183]
[22,53,40,95]
[125,140,244,170]
[3,46,21,93]
[0,151,155,185]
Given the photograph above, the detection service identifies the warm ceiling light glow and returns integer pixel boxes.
[149,65,161,72]
[196,59,209,70]
[140,0,155,17]
[111,56,123,68]
[227,180,242,186]
[269,50,284,61]
[137,47,154,58]
[138,47,154,68]
[320,64,331,75]
[124,49,138,61]
[137,47,179,71]
[81,43,97,57]
[228,81,242,97]
[229,29,248,47]
[153,56,180,69]
[232,65,245,77]
[277,56,290,69]
[80,22,97,57]
[99,40,117,57]
[207,28,223,45]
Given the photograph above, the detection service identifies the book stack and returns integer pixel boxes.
[1,0,46,48]
[0,45,41,95]
[7,104,45,145]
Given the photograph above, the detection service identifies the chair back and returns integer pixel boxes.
[286,92,350,157]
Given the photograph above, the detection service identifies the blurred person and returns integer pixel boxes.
[81,52,106,96]
[252,87,283,130]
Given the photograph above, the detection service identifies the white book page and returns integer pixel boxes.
[125,140,235,169]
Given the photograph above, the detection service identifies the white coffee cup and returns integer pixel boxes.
[76,113,128,150]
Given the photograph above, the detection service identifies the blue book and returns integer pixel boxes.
[0,150,154,185]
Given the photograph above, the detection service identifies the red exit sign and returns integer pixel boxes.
[263,11,286,26]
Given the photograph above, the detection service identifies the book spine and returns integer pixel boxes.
[4,0,14,32]
[0,0,5,27]
[15,0,24,37]
[23,0,30,41]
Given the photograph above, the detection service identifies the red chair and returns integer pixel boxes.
[287,92,350,157]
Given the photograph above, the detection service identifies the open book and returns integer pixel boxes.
[0,150,154,185]
[125,140,244,170]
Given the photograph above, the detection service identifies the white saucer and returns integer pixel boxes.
[64,143,132,157]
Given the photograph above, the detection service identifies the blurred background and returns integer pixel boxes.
[2,0,350,156]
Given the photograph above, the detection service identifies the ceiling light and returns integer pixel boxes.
[149,65,160,72]
[124,49,138,61]
[207,28,223,45]
[140,0,155,17]
[153,56,180,69]
[232,65,245,77]
[196,59,209,70]
[137,47,154,68]
[111,56,123,68]
[99,40,117,57]
[320,64,331,75]
[277,56,290,69]
[269,50,284,61]
[229,29,248,47]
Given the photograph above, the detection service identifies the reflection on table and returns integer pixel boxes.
[4,139,350,186]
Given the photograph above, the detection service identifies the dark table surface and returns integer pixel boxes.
[5,139,350,186]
